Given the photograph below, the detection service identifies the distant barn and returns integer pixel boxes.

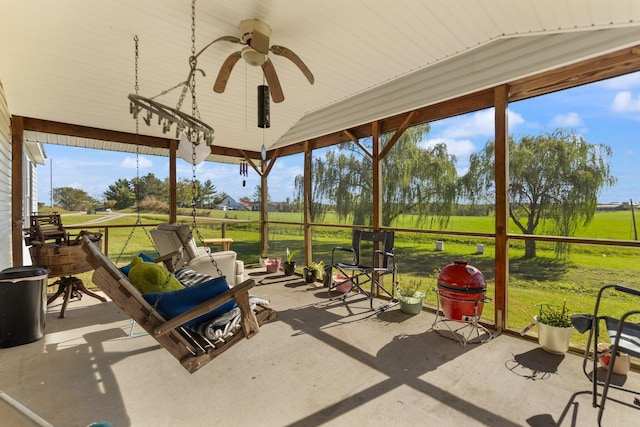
[596,203,638,212]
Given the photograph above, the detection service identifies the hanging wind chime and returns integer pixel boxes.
[240,161,248,187]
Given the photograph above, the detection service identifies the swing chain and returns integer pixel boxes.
[186,0,223,278]
[117,35,149,264]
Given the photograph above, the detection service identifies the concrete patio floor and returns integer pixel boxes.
[1,268,639,427]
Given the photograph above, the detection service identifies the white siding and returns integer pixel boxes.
[0,80,11,269]
[23,153,37,221]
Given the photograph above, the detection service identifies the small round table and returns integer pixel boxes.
[30,240,106,318]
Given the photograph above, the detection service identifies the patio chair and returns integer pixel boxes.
[150,223,245,285]
[573,284,640,425]
[81,236,276,374]
[329,229,398,311]
[25,212,67,246]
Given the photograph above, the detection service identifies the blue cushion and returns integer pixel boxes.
[142,275,236,327]
[119,253,156,276]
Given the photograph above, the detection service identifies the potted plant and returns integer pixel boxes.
[396,279,425,315]
[534,301,573,354]
[282,248,299,276]
[259,251,269,268]
[304,261,324,284]
[264,256,281,273]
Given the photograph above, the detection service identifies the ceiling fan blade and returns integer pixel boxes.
[270,45,315,84]
[261,59,284,103]
[195,35,242,59]
[249,29,270,55]
[213,51,242,93]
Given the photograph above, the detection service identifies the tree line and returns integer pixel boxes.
[52,175,229,212]
[296,126,615,258]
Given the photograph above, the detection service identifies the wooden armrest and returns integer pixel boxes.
[155,250,182,271]
[153,279,257,337]
[155,251,180,264]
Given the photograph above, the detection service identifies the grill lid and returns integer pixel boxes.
[437,259,486,291]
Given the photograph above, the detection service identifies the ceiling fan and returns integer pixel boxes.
[206,19,314,103]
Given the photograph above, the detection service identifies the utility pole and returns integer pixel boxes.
[631,198,638,241]
[50,158,53,208]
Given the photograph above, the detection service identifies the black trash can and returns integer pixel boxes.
[0,265,49,348]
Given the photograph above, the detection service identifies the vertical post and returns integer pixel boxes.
[169,139,177,224]
[371,121,383,295]
[494,85,509,331]
[372,121,382,232]
[11,116,24,267]
[260,160,269,256]
[631,199,638,241]
[104,227,110,258]
[303,141,313,266]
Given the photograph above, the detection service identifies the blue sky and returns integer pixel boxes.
[37,72,640,206]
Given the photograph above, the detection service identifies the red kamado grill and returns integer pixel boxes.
[437,259,487,321]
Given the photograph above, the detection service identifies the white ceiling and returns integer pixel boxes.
[2,0,640,161]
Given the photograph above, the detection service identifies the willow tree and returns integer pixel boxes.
[296,124,458,226]
[462,129,615,258]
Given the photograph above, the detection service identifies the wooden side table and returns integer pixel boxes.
[201,237,234,251]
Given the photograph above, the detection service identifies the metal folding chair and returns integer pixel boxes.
[574,284,640,425]
[329,230,398,311]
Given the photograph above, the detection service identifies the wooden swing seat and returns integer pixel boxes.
[81,236,276,374]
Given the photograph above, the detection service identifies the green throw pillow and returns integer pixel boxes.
[128,256,182,294]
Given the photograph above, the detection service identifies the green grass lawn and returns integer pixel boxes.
[51,208,640,349]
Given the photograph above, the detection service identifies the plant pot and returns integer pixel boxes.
[323,266,332,287]
[303,268,317,284]
[259,257,269,268]
[332,273,352,293]
[283,261,296,276]
[534,315,572,354]
[399,291,425,315]
[265,257,281,273]
[598,342,631,375]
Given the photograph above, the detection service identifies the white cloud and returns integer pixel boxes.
[507,109,526,129]
[120,155,152,169]
[550,112,582,127]
[419,137,475,159]
[611,91,640,112]
[438,108,524,139]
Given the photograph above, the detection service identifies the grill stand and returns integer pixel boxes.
[430,289,493,347]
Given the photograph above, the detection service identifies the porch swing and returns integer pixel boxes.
[82,19,276,373]
[84,165,274,372]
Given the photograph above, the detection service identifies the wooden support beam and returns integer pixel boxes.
[169,139,177,224]
[372,121,382,232]
[509,47,640,102]
[11,116,24,267]
[379,111,416,159]
[494,85,509,332]
[343,129,372,158]
[21,117,171,149]
[303,141,313,267]
[260,160,269,257]
[263,148,281,177]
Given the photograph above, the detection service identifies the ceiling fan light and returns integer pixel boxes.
[241,46,267,66]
